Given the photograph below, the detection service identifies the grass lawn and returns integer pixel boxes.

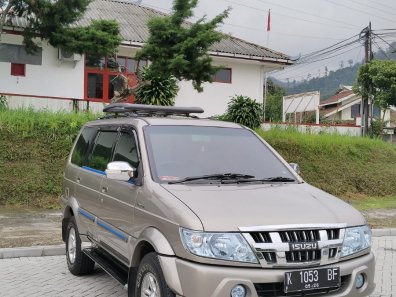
[348,195,396,211]
[345,195,396,228]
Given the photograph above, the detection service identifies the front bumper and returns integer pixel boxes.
[159,252,375,297]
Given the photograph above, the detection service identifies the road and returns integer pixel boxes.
[0,236,394,297]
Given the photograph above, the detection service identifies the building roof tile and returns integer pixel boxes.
[6,0,291,63]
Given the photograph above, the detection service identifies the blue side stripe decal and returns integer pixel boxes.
[97,220,128,241]
[78,208,128,242]
[78,209,95,222]
[82,166,106,175]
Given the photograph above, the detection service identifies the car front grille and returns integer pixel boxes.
[279,230,320,243]
[240,224,346,268]
[285,250,321,263]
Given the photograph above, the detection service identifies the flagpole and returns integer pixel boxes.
[263,9,271,122]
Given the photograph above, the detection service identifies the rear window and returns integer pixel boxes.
[71,127,97,166]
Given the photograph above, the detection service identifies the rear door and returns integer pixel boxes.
[76,127,118,239]
[68,126,99,234]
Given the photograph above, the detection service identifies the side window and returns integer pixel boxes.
[71,127,97,166]
[113,132,139,168]
[89,131,118,172]
[212,68,232,83]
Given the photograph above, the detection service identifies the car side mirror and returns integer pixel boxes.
[289,163,301,174]
[105,161,136,181]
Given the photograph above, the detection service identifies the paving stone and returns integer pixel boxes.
[0,237,394,296]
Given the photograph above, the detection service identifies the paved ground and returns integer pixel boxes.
[0,236,394,297]
[0,208,63,248]
[0,207,395,249]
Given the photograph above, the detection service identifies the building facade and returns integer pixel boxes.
[0,0,292,116]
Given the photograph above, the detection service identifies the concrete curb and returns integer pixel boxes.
[0,229,395,259]
[0,244,65,259]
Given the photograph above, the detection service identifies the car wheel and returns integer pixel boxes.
[134,252,175,297]
[66,216,95,275]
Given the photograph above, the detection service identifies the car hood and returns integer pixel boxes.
[161,182,366,231]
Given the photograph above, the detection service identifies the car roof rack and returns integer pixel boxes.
[102,103,204,118]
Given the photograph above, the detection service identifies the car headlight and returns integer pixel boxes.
[180,228,258,263]
[341,225,372,257]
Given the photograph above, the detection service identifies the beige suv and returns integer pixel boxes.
[61,103,375,297]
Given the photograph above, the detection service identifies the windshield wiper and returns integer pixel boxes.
[234,176,296,183]
[168,173,255,184]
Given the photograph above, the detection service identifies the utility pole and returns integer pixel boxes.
[360,22,372,137]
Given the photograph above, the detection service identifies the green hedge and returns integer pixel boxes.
[0,109,395,208]
[0,109,98,208]
[257,128,396,198]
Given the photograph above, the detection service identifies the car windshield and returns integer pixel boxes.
[144,126,296,183]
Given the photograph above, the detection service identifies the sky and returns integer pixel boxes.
[137,0,396,82]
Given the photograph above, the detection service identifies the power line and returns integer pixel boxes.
[372,33,396,52]
[222,23,346,41]
[274,45,362,81]
[299,34,360,59]
[253,0,361,29]
[324,0,396,24]
[368,0,396,12]
[140,2,349,42]
[298,38,361,63]
[346,0,396,18]
[224,0,359,30]
[372,40,392,60]
[272,40,360,79]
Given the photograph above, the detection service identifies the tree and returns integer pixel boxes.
[135,0,230,92]
[0,0,121,56]
[134,68,179,106]
[265,79,286,122]
[355,60,396,109]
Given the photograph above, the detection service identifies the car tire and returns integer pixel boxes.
[134,252,175,297]
[66,216,95,275]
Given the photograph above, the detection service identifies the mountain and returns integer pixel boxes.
[271,42,396,101]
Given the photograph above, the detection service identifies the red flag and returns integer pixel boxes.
[267,9,271,32]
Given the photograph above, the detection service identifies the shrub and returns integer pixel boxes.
[0,95,7,110]
[135,67,179,106]
[225,95,263,129]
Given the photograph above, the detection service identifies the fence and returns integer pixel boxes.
[262,122,362,137]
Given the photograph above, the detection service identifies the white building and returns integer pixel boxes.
[318,86,395,126]
[0,0,292,116]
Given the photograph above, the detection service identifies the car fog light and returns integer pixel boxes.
[356,273,365,289]
[231,284,246,297]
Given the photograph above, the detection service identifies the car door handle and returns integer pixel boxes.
[76,177,81,183]
[101,187,108,193]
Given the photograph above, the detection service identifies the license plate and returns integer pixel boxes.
[284,267,340,293]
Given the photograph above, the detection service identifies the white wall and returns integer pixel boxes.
[0,33,84,100]
[262,122,362,137]
[5,95,105,113]
[175,58,264,117]
[341,107,352,120]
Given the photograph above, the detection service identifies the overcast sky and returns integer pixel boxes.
[139,0,396,82]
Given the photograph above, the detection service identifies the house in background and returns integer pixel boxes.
[0,0,292,116]
[319,86,367,122]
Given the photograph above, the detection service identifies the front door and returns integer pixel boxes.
[96,129,141,259]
